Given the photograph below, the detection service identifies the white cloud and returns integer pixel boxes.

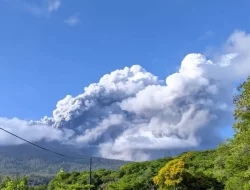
[47,0,61,13]
[203,31,250,82]
[16,0,61,16]
[1,30,250,161]
[64,15,80,26]
[224,31,250,79]
[0,117,66,145]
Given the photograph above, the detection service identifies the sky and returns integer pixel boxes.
[0,0,250,160]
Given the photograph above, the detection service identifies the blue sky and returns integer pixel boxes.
[0,0,249,121]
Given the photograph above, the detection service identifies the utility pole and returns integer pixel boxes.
[89,156,92,189]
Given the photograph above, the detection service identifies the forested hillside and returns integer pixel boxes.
[0,156,126,176]
[0,151,223,189]
[0,76,249,189]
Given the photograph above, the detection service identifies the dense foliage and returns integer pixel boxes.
[0,76,249,189]
[214,77,250,190]
[47,157,172,189]
[0,151,223,189]
[0,156,125,176]
[0,176,47,190]
[154,151,223,190]
[108,157,172,190]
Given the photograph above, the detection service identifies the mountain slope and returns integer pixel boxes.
[0,143,128,176]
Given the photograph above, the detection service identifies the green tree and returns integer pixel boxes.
[153,153,194,190]
[215,77,250,189]
[154,152,223,190]
[0,176,30,190]
[108,157,171,190]
[233,77,250,132]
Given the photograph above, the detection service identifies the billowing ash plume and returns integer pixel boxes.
[1,31,250,161]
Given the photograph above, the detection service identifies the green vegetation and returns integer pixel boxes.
[153,151,223,190]
[0,156,125,176]
[214,76,250,190]
[0,76,249,189]
[0,176,47,190]
[0,151,223,189]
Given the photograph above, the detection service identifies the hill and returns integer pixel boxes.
[0,150,224,189]
[0,143,128,176]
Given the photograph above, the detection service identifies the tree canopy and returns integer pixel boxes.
[215,77,250,190]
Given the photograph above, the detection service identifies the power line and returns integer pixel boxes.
[0,127,89,160]
[0,127,125,164]
[89,156,92,188]
[0,126,129,187]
